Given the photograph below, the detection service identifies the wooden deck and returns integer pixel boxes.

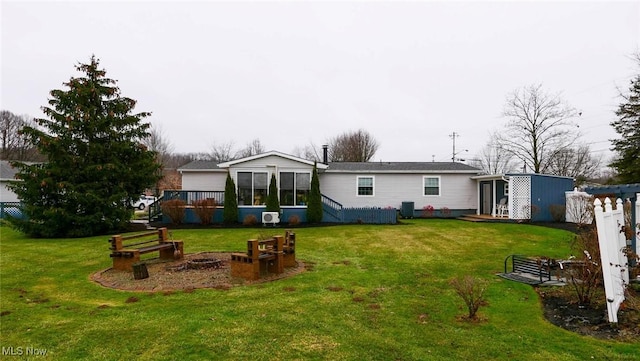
[457,214,516,223]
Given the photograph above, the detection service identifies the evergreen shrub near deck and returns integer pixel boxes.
[1,220,638,360]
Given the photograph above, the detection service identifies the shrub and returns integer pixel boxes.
[242,214,258,226]
[566,193,594,227]
[162,199,186,225]
[422,205,435,218]
[449,275,488,320]
[440,207,451,218]
[288,214,300,226]
[306,163,323,223]
[549,204,566,222]
[193,199,216,225]
[265,174,280,213]
[223,173,239,224]
[566,228,603,306]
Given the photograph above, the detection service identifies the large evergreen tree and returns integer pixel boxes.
[306,163,323,223]
[8,56,160,237]
[223,172,238,224]
[265,173,280,213]
[610,68,640,183]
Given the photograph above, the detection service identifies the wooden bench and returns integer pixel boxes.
[230,231,298,280]
[501,254,553,284]
[282,230,296,267]
[109,228,184,271]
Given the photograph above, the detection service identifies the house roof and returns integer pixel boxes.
[325,162,480,174]
[217,151,328,169]
[0,160,18,181]
[177,160,226,172]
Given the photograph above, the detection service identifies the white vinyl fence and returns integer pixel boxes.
[593,198,629,323]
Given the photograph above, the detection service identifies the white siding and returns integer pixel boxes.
[1,182,19,202]
[228,155,313,169]
[181,172,227,191]
[320,173,476,209]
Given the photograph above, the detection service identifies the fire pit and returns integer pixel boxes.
[165,258,224,272]
[188,258,224,270]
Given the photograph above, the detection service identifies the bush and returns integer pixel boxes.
[449,275,488,320]
[566,228,603,306]
[440,207,451,218]
[193,199,216,225]
[162,199,186,225]
[549,204,566,222]
[223,173,239,224]
[242,214,258,226]
[422,205,434,218]
[288,214,300,226]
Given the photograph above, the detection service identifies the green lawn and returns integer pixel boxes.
[0,220,638,360]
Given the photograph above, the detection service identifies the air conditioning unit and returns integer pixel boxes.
[262,212,280,225]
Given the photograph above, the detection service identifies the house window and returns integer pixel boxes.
[237,172,268,206]
[279,172,311,206]
[357,176,374,196]
[423,176,440,196]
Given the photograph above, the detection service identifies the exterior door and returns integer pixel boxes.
[482,183,492,215]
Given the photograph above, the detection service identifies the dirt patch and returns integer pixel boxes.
[91,252,306,292]
[538,286,640,341]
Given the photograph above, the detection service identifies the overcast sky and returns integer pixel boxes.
[1,1,639,163]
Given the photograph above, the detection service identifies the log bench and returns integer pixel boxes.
[109,228,183,271]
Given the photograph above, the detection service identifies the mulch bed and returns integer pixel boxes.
[91,252,306,292]
[538,286,640,341]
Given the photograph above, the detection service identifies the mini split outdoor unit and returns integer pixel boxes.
[261,212,280,225]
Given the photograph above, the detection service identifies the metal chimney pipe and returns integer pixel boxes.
[322,144,328,164]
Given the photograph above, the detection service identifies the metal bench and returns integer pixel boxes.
[499,254,553,285]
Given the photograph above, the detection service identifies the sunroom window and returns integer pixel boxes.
[237,172,268,206]
[280,172,311,206]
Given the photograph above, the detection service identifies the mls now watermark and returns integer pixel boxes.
[2,346,48,357]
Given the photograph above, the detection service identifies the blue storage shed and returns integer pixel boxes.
[473,173,574,222]
[507,173,574,222]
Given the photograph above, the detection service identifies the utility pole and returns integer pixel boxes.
[449,132,459,162]
[449,132,468,162]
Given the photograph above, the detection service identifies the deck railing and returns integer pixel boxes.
[0,202,23,219]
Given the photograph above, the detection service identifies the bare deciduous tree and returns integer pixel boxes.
[498,84,579,173]
[328,129,379,162]
[141,123,174,168]
[470,134,517,174]
[0,110,42,161]
[291,142,322,162]
[545,143,602,183]
[209,141,237,163]
[237,138,265,159]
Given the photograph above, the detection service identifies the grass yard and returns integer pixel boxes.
[0,219,638,360]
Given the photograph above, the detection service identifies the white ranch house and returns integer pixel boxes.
[177,151,481,223]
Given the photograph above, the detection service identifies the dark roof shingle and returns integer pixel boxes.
[326,162,480,173]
